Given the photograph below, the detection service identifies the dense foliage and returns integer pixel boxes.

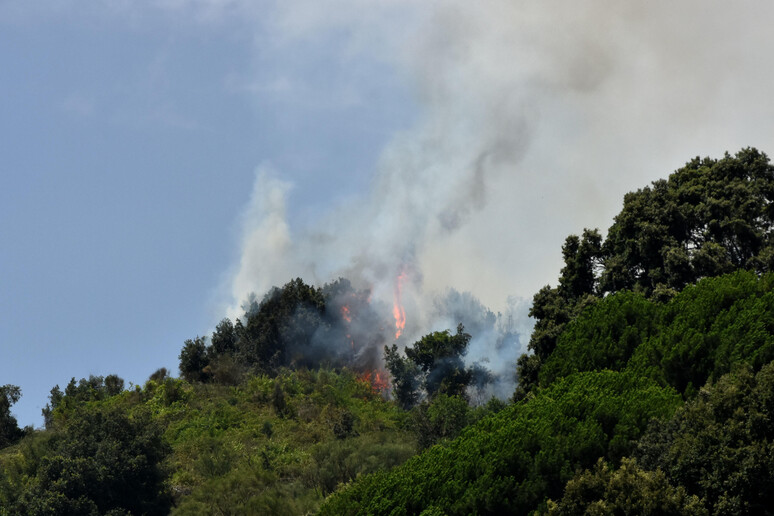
[165,369,414,514]
[601,148,774,294]
[42,374,125,428]
[519,148,774,397]
[545,361,774,515]
[540,270,774,394]
[1,404,170,515]
[545,458,707,516]
[0,385,24,450]
[3,148,774,514]
[1,369,417,514]
[384,324,485,409]
[319,371,680,515]
[179,278,388,383]
[636,362,774,515]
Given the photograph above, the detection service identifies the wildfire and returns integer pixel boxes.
[341,305,352,323]
[393,270,407,339]
[359,369,390,394]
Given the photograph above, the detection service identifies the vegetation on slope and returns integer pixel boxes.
[322,267,774,514]
[548,361,774,515]
[3,148,774,515]
[519,148,774,398]
[541,270,774,394]
[319,371,680,515]
[544,457,707,516]
[1,369,416,514]
[320,148,774,515]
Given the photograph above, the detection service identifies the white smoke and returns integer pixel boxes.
[223,1,774,396]
[228,165,295,315]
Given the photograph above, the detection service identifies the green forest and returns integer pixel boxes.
[3,148,774,515]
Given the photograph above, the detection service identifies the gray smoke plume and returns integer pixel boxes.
[223,0,774,398]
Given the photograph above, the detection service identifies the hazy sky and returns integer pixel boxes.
[3,1,774,427]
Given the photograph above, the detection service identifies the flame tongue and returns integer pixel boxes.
[393,270,407,339]
[372,370,389,392]
[360,369,390,394]
[341,305,352,323]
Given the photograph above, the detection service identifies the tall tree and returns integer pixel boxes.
[238,278,327,371]
[636,361,774,515]
[210,318,237,355]
[0,384,23,449]
[179,336,211,383]
[18,407,171,515]
[385,325,478,407]
[405,325,473,399]
[384,344,421,409]
[601,148,774,295]
[518,148,774,398]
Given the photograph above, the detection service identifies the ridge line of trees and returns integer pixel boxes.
[518,148,774,398]
[3,147,774,514]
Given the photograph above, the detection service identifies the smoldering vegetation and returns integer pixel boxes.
[183,278,390,383]
[185,276,530,405]
[430,288,528,401]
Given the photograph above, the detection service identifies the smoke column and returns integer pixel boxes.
[223,1,774,396]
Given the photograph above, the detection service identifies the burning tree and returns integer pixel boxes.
[384,324,487,408]
[180,277,394,383]
[384,344,422,409]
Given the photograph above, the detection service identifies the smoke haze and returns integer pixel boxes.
[223,1,774,394]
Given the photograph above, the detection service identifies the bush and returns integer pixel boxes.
[13,406,171,515]
[320,370,680,515]
[545,458,706,515]
[636,361,774,514]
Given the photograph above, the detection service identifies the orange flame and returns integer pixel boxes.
[359,369,390,394]
[393,271,407,339]
[341,305,352,323]
[372,370,390,392]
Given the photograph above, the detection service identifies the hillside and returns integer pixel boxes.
[321,270,774,514]
[1,369,417,514]
[2,148,774,515]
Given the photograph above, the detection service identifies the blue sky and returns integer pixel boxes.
[1,2,417,426]
[4,1,774,427]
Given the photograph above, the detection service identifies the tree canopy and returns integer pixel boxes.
[320,370,680,515]
[636,362,774,515]
[601,148,774,294]
[384,324,479,408]
[179,277,391,383]
[519,148,774,396]
[545,457,707,516]
[6,147,774,515]
[6,406,170,515]
[539,270,774,395]
[0,385,23,449]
